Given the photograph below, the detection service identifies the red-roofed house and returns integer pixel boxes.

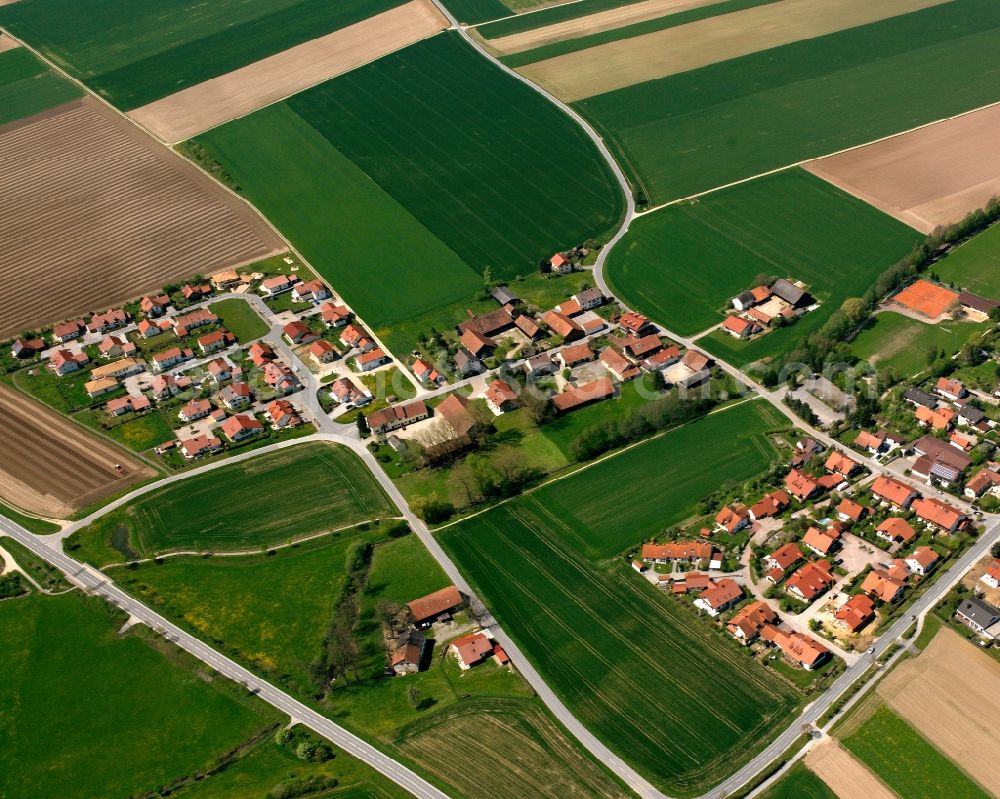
[836,594,875,633]
[320,302,352,328]
[543,310,584,341]
[935,377,967,401]
[451,632,494,670]
[283,320,319,345]
[549,253,571,274]
[722,315,758,339]
[871,476,917,509]
[854,429,887,454]
[862,568,907,603]
[876,517,916,545]
[309,339,338,364]
[802,526,840,557]
[726,600,778,644]
[484,380,518,414]
[259,274,296,296]
[785,561,834,602]
[981,560,1000,590]
[784,469,819,501]
[836,497,867,524]
[52,320,84,343]
[764,543,803,575]
[715,504,750,534]
[49,349,89,375]
[221,413,264,442]
[552,378,614,413]
[557,341,594,368]
[601,347,640,381]
[178,399,212,422]
[693,578,743,617]
[180,434,223,460]
[761,627,830,670]
[749,490,790,520]
[825,451,861,479]
[905,546,939,575]
[911,497,968,532]
[265,399,301,429]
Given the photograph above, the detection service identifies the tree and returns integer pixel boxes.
[840,297,867,327]
[538,258,551,274]
[406,685,421,709]
[650,369,666,392]
[991,541,1000,559]
[295,741,316,761]
[415,497,455,523]
[482,265,494,287]
[449,461,483,507]
[376,600,405,637]
[355,413,370,438]
[520,389,554,426]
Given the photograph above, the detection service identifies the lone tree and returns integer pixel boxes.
[356,413,370,438]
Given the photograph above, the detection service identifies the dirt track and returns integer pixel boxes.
[0,383,154,517]
[485,0,724,55]
[804,103,1000,234]
[0,97,282,338]
[518,0,950,101]
[805,741,899,799]
[877,627,1000,797]
[129,0,448,143]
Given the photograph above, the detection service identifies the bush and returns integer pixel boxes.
[415,498,455,524]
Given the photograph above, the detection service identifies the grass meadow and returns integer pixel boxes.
[576,0,1000,202]
[439,503,799,794]
[759,762,835,799]
[68,443,393,564]
[0,0,407,109]
[849,312,984,377]
[527,400,784,559]
[842,704,990,799]
[935,222,1000,299]
[0,593,275,799]
[0,501,60,534]
[287,33,624,283]
[0,46,81,126]
[607,169,917,352]
[208,298,269,342]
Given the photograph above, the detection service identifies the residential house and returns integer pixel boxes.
[308,339,338,364]
[715,503,750,534]
[862,569,907,603]
[368,400,430,434]
[875,517,916,546]
[749,490,790,520]
[549,253,572,274]
[731,290,756,312]
[90,358,144,383]
[641,541,717,566]
[98,335,136,359]
[955,597,1000,639]
[180,283,211,302]
[935,377,967,401]
[981,560,1000,590]
[836,594,875,633]
[198,329,234,354]
[551,377,614,413]
[206,358,234,383]
[263,361,301,393]
[391,628,426,675]
[855,429,887,454]
[450,633,494,670]
[329,377,371,407]
[283,320,318,345]
[802,525,841,557]
[340,324,375,352]
[763,543,803,576]
[291,280,330,304]
[905,546,939,576]
[556,298,582,317]
[870,475,917,509]
[484,379,518,414]
[259,274,296,296]
[265,399,300,429]
[622,334,662,361]
[151,347,193,372]
[601,347,640,381]
[11,337,45,359]
[915,404,955,431]
[784,468,819,501]
[249,341,276,367]
[221,382,253,410]
[407,585,463,626]
[825,451,861,480]
[726,601,779,644]
[221,413,264,442]
[761,627,829,670]
[618,311,653,336]
[693,578,743,617]
[320,302,352,328]
[356,348,391,372]
[412,358,446,385]
[573,288,605,310]
[105,394,150,416]
[137,318,168,338]
[721,315,758,339]
[87,308,128,334]
[210,270,240,291]
[52,319,84,343]
[49,349,89,375]
[459,329,496,359]
[140,294,171,317]
[172,308,218,337]
[785,561,835,603]
[956,403,988,429]
[178,399,212,422]
[641,345,681,372]
[836,497,867,524]
[911,497,968,533]
[558,342,595,368]
[543,310,584,342]
[150,374,189,400]
[180,434,223,460]
[523,353,556,379]
[454,348,483,377]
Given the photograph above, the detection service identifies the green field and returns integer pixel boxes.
[209,298,269,342]
[0,46,81,126]
[499,0,776,68]
[439,491,799,794]
[479,0,654,36]
[0,0,407,109]
[0,500,60,534]
[935,222,1000,299]
[443,0,511,24]
[68,443,394,563]
[759,761,835,799]
[287,34,623,283]
[849,312,984,377]
[528,400,783,559]
[576,0,1000,202]
[606,169,917,355]
[0,593,275,799]
[842,704,990,799]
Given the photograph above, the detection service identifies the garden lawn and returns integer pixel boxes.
[0,0,407,109]
[0,46,81,126]
[849,312,984,377]
[209,298,269,342]
[935,222,1000,299]
[760,761,836,799]
[576,0,1000,202]
[605,169,917,353]
[75,407,175,452]
[190,102,479,331]
[842,704,990,799]
[287,33,624,282]
[69,442,393,562]
[0,593,275,799]
[529,399,783,559]
[438,494,799,795]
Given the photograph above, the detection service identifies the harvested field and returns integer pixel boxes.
[877,627,1000,796]
[0,383,153,518]
[129,0,448,143]
[0,33,18,50]
[485,0,724,54]
[805,741,897,799]
[805,103,1000,233]
[0,97,282,338]
[890,278,958,319]
[520,0,949,101]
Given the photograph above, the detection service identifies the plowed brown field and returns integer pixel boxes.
[0,97,282,338]
[0,383,154,518]
[877,627,1000,797]
[804,103,1000,234]
[805,741,898,799]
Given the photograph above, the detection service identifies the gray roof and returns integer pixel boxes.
[957,597,1000,629]
[454,348,478,368]
[491,285,520,305]
[904,388,937,409]
[958,404,986,424]
[771,279,812,307]
[574,287,605,305]
[735,290,755,306]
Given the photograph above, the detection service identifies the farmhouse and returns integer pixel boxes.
[715,503,749,534]
[558,342,594,368]
[749,490,790,520]
[785,561,835,603]
[49,349,89,375]
[601,347,640,381]
[435,394,476,441]
[221,413,264,442]
[391,628,426,675]
[454,348,484,377]
[523,353,555,378]
[368,400,430,434]
[911,497,968,532]
[408,585,463,626]
[308,340,338,364]
[550,253,572,274]
[955,597,1000,639]
[622,334,662,360]
[459,329,496,358]
[180,434,223,460]
[876,517,916,545]
[283,320,318,345]
[556,299,582,316]
[618,311,653,336]
[543,310,583,341]
[320,302,352,328]
[836,594,875,633]
[552,377,614,413]
[913,435,971,475]
[220,382,253,410]
[870,476,917,509]
[682,349,711,372]
[761,627,829,670]
[457,307,514,339]
[770,279,813,309]
[484,380,518,414]
[784,468,819,501]
[726,600,778,644]
[721,315,758,339]
[693,578,742,617]
[573,288,605,310]
[259,274,296,296]
[802,525,841,557]
[329,377,370,407]
[862,569,907,604]
[641,345,681,371]
[490,285,520,306]
[905,546,939,575]
[412,359,445,385]
[355,349,391,372]
[514,314,542,339]
[450,632,493,670]
[87,308,128,334]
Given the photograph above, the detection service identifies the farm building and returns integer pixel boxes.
[408,585,464,626]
